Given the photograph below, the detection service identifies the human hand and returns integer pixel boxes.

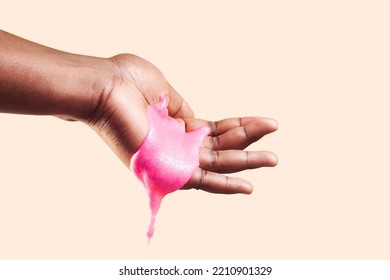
[90,54,278,195]
[86,54,195,164]
[0,31,277,195]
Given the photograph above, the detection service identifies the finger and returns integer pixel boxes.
[203,118,278,150]
[166,83,195,119]
[199,148,278,173]
[183,168,253,194]
[185,117,273,136]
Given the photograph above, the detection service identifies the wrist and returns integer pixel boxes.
[59,55,116,122]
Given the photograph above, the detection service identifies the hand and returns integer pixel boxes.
[87,54,195,164]
[0,30,277,195]
[90,54,278,195]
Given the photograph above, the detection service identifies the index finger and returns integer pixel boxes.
[185,117,276,136]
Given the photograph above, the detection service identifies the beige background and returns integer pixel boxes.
[1,0,389,259]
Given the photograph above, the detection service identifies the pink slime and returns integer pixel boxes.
[130,95,209,242]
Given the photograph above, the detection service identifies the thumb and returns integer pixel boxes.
[166,83,195,119]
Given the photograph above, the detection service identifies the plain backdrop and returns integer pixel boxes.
[0,0,389,259]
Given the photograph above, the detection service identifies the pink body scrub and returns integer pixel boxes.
[130,95,209,242]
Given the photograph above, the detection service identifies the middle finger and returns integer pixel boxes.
[199,148,278,173]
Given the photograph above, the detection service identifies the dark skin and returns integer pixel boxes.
[0,30,278,194]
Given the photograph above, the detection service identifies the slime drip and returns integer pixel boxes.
[130,95,209,242]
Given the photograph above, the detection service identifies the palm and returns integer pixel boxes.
[92,54,277,194]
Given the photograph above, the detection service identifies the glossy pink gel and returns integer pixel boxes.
[130,95,209,242]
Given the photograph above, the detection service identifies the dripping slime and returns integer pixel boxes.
[130,95,209,243]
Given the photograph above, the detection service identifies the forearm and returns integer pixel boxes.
[0,30,112,120]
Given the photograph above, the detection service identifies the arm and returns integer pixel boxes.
[0,30,278,194]
[0,30,110,120]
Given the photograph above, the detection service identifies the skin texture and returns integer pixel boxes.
[0,29,278,195]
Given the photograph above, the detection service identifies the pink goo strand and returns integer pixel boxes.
[130,94,209,242]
